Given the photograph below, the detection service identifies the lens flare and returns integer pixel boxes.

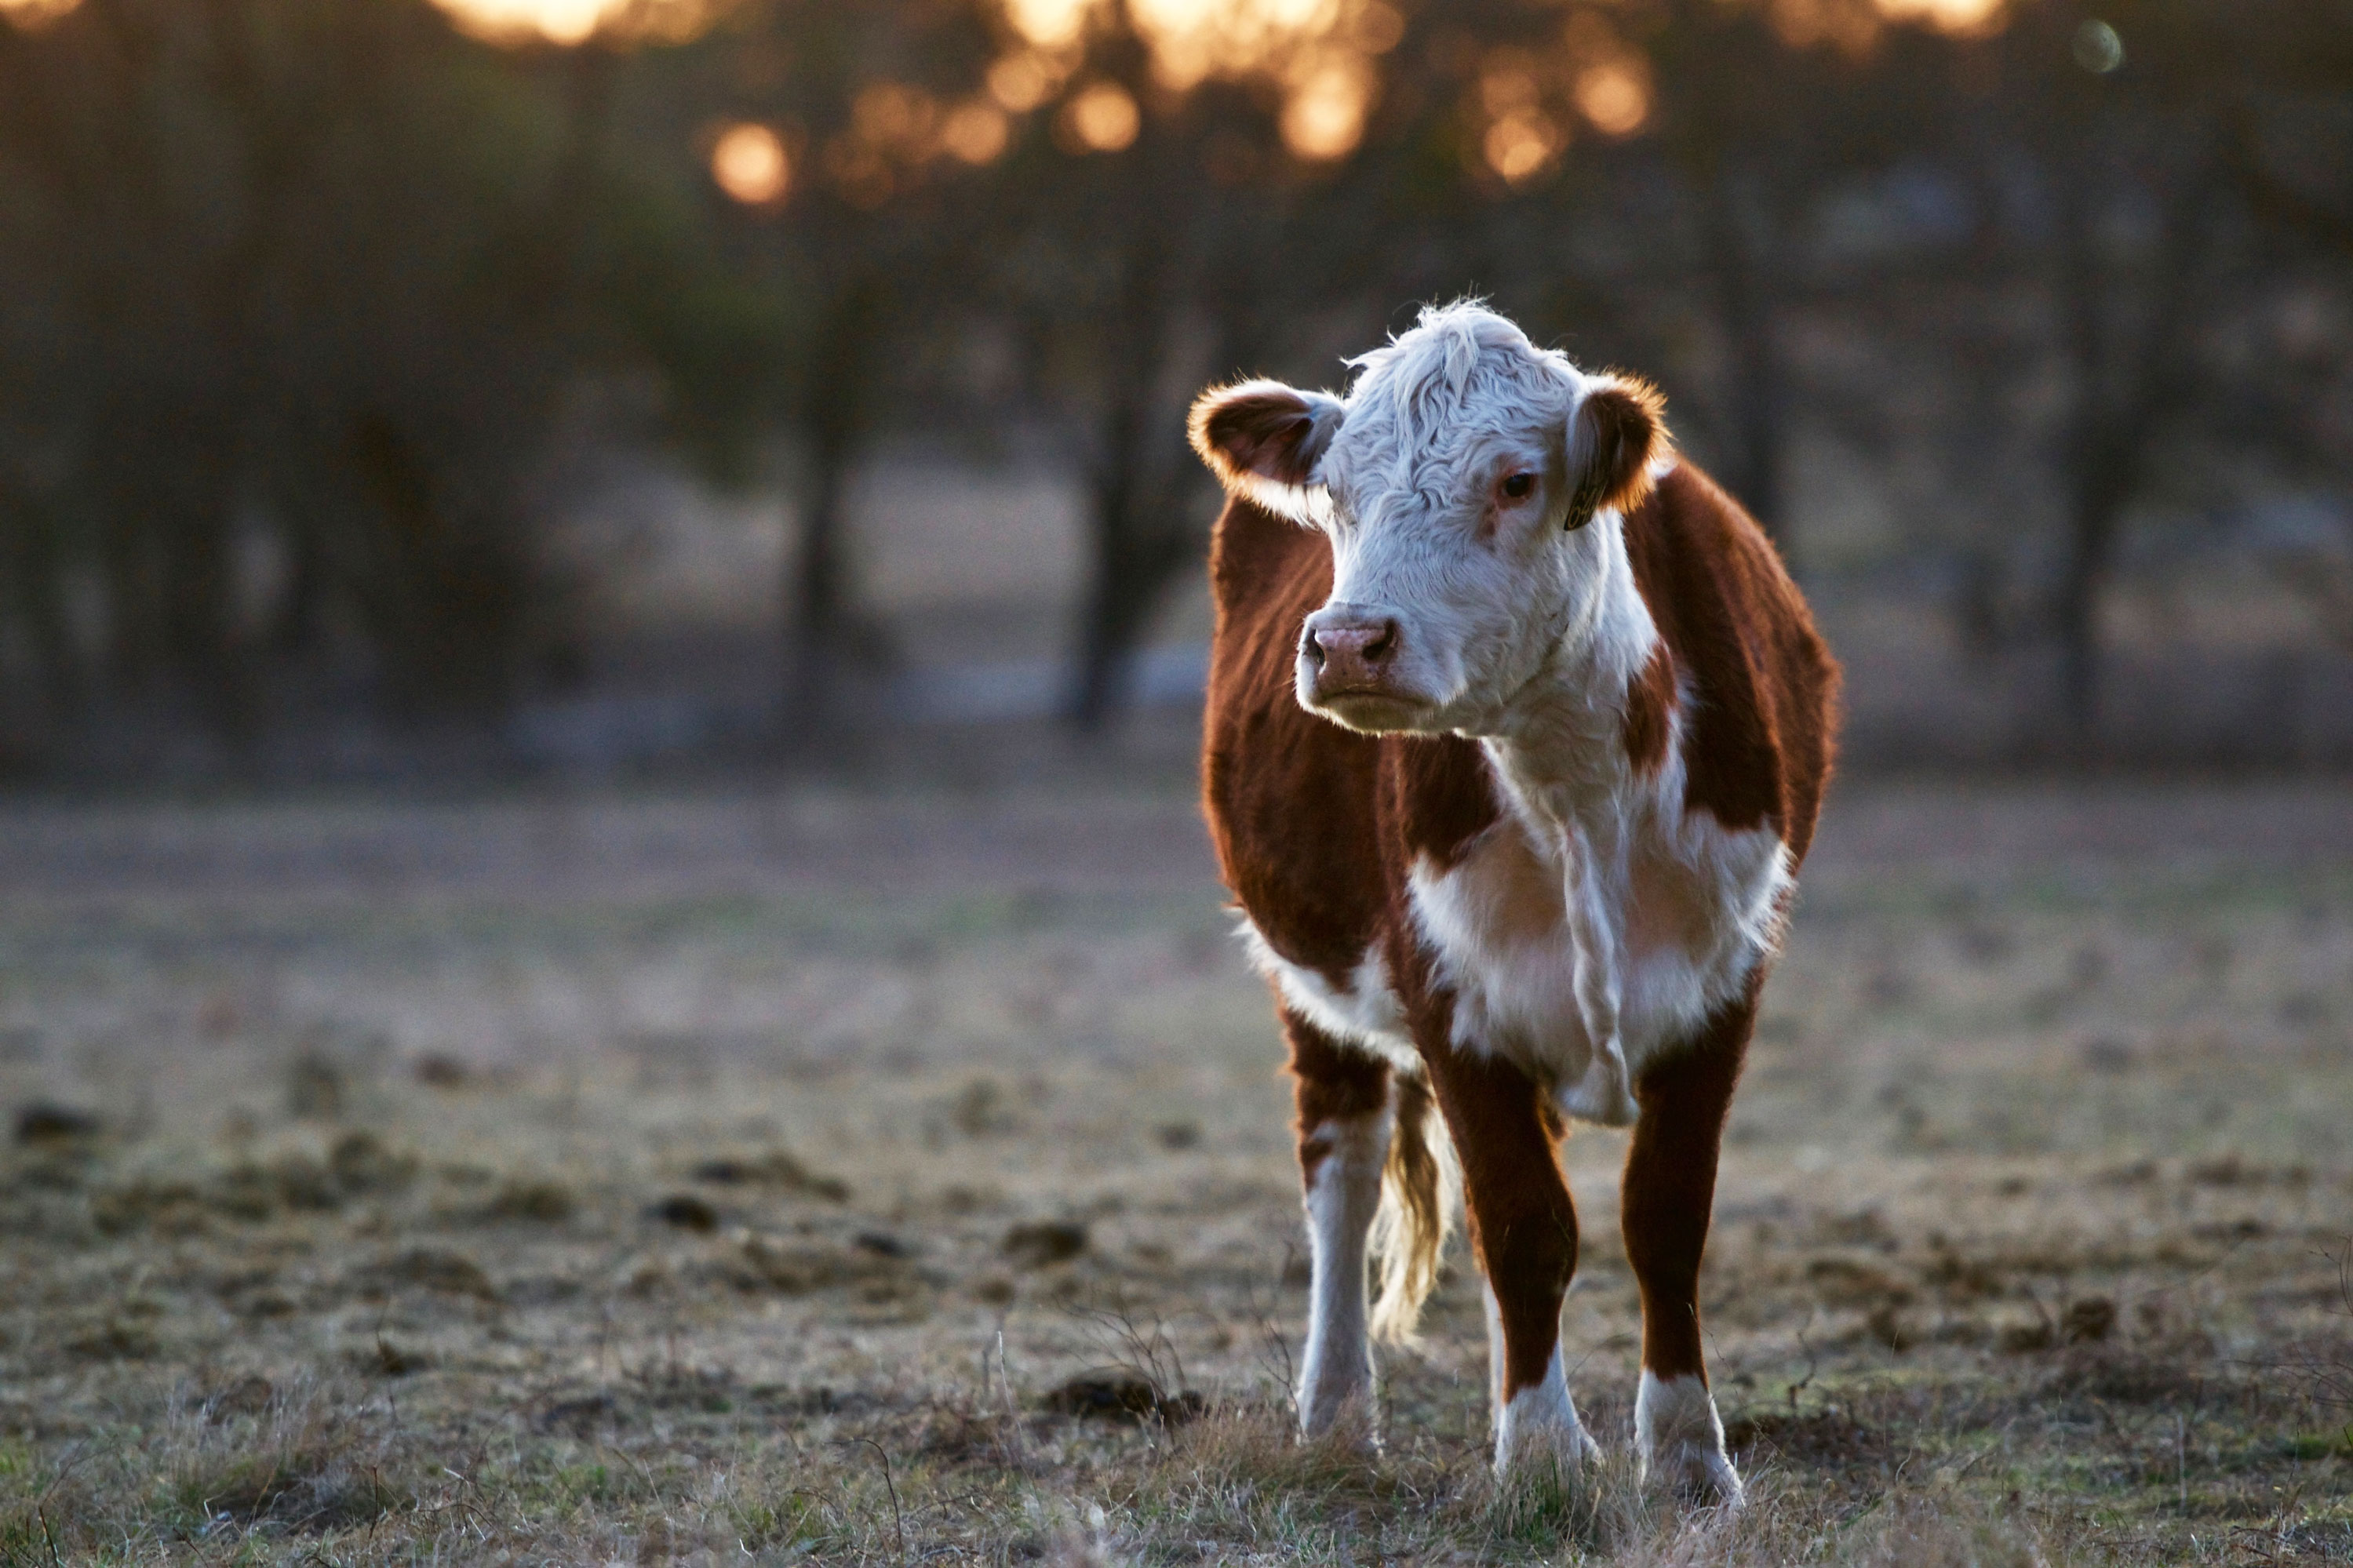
[2072,18,2123,73]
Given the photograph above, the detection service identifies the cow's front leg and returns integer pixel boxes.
[1283,1010,1390,1437]
[1622,991,1754,1504]
[1556,814,1637,1128]
[1424,1044,1597,1477]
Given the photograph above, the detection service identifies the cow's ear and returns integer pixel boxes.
[1566,375,1668,529]
[1189,379,1345,520]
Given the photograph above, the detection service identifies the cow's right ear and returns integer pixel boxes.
[1188,379,1345,521]
[1565,375,1668,529]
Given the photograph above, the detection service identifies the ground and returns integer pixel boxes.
[1,762,2348,1564]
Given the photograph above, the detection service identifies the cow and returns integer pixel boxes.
[1188,302,1838,1503]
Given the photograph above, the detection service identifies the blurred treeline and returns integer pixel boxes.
[1,0,2349,773]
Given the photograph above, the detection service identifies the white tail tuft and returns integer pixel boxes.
[1368,1073,1459,1344]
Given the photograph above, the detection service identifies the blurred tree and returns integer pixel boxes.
[628,0,1003,732]
[5,0,2350,772]
[0,0,768,758]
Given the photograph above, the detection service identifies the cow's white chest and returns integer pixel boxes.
[1240,799,1790,1118]
[1407,807,1789,1097]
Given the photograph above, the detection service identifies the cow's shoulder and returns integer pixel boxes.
[1623,464,1838,857]
[1203,498,1390,983]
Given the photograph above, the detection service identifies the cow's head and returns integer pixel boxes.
[1189,303,1666,736]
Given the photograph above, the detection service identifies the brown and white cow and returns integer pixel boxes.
[1189,303,1838,1501]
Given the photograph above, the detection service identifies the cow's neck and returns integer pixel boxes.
[1480,514,1659,835]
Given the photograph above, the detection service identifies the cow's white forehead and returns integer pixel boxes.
[1322,304,1586,500]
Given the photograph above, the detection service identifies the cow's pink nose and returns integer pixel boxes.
[1305,617,1401,691]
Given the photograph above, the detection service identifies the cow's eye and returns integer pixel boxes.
[1500,471,1537,501]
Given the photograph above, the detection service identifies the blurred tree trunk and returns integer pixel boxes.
[1068,233,1186,730]
[2049,147,2209,748]
[159,460,255,740]
[1703,160,1789,551]
[1063,118,1210,734]
[14,504,82,718]
[0,483,82,754]
[789,275,887,731]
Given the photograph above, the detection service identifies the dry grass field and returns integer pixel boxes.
[2,764,2349,1564]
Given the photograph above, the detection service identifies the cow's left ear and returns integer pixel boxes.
[1189,379,1346,522]
[1565,375,1668,529]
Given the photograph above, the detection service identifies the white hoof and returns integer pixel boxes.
[1296,1355,1373,1438]
[1496,1417,1602,1482]
[1495,1359,1601,1478]
[1636,1370,1744,1506]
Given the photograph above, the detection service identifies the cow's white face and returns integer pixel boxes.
[1189,304,1665,737]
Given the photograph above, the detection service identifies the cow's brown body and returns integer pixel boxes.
[1207,464,1834,948]
[1204,458,1838,1490]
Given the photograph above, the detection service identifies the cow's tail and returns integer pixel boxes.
[1368,1072,1457,1344]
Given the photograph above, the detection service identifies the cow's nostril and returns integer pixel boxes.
[1302,631,1326,668]
[1365,623,1397,662]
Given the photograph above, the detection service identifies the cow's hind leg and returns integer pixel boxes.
[1284,1009,1390,1436]
[1424,1045,1597,1476]
[1622,990,1754,1504]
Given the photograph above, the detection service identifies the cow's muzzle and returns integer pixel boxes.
[1298,606,1425,727]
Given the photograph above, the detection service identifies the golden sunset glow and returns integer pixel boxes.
[0,0,83,25]
[429,0,723,44]
[1002,0,1393,162]
[711,122,789,206]
[437,0,615,43]
[1876,0,2007,35]
[415,0,2012,56]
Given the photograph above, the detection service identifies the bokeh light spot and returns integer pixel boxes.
[1352,0,1405,54]
[1282,62,1371,161]
[1062,82,1142,153]
[711,123,789,206]
[1004,0,1092,49]
[854,82,940,155]
[1484,110,1561,185]
[1478,60,1540,118]
[942,101,1014,165]
[990,52,1064,114]
[1574,61,1649,138]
